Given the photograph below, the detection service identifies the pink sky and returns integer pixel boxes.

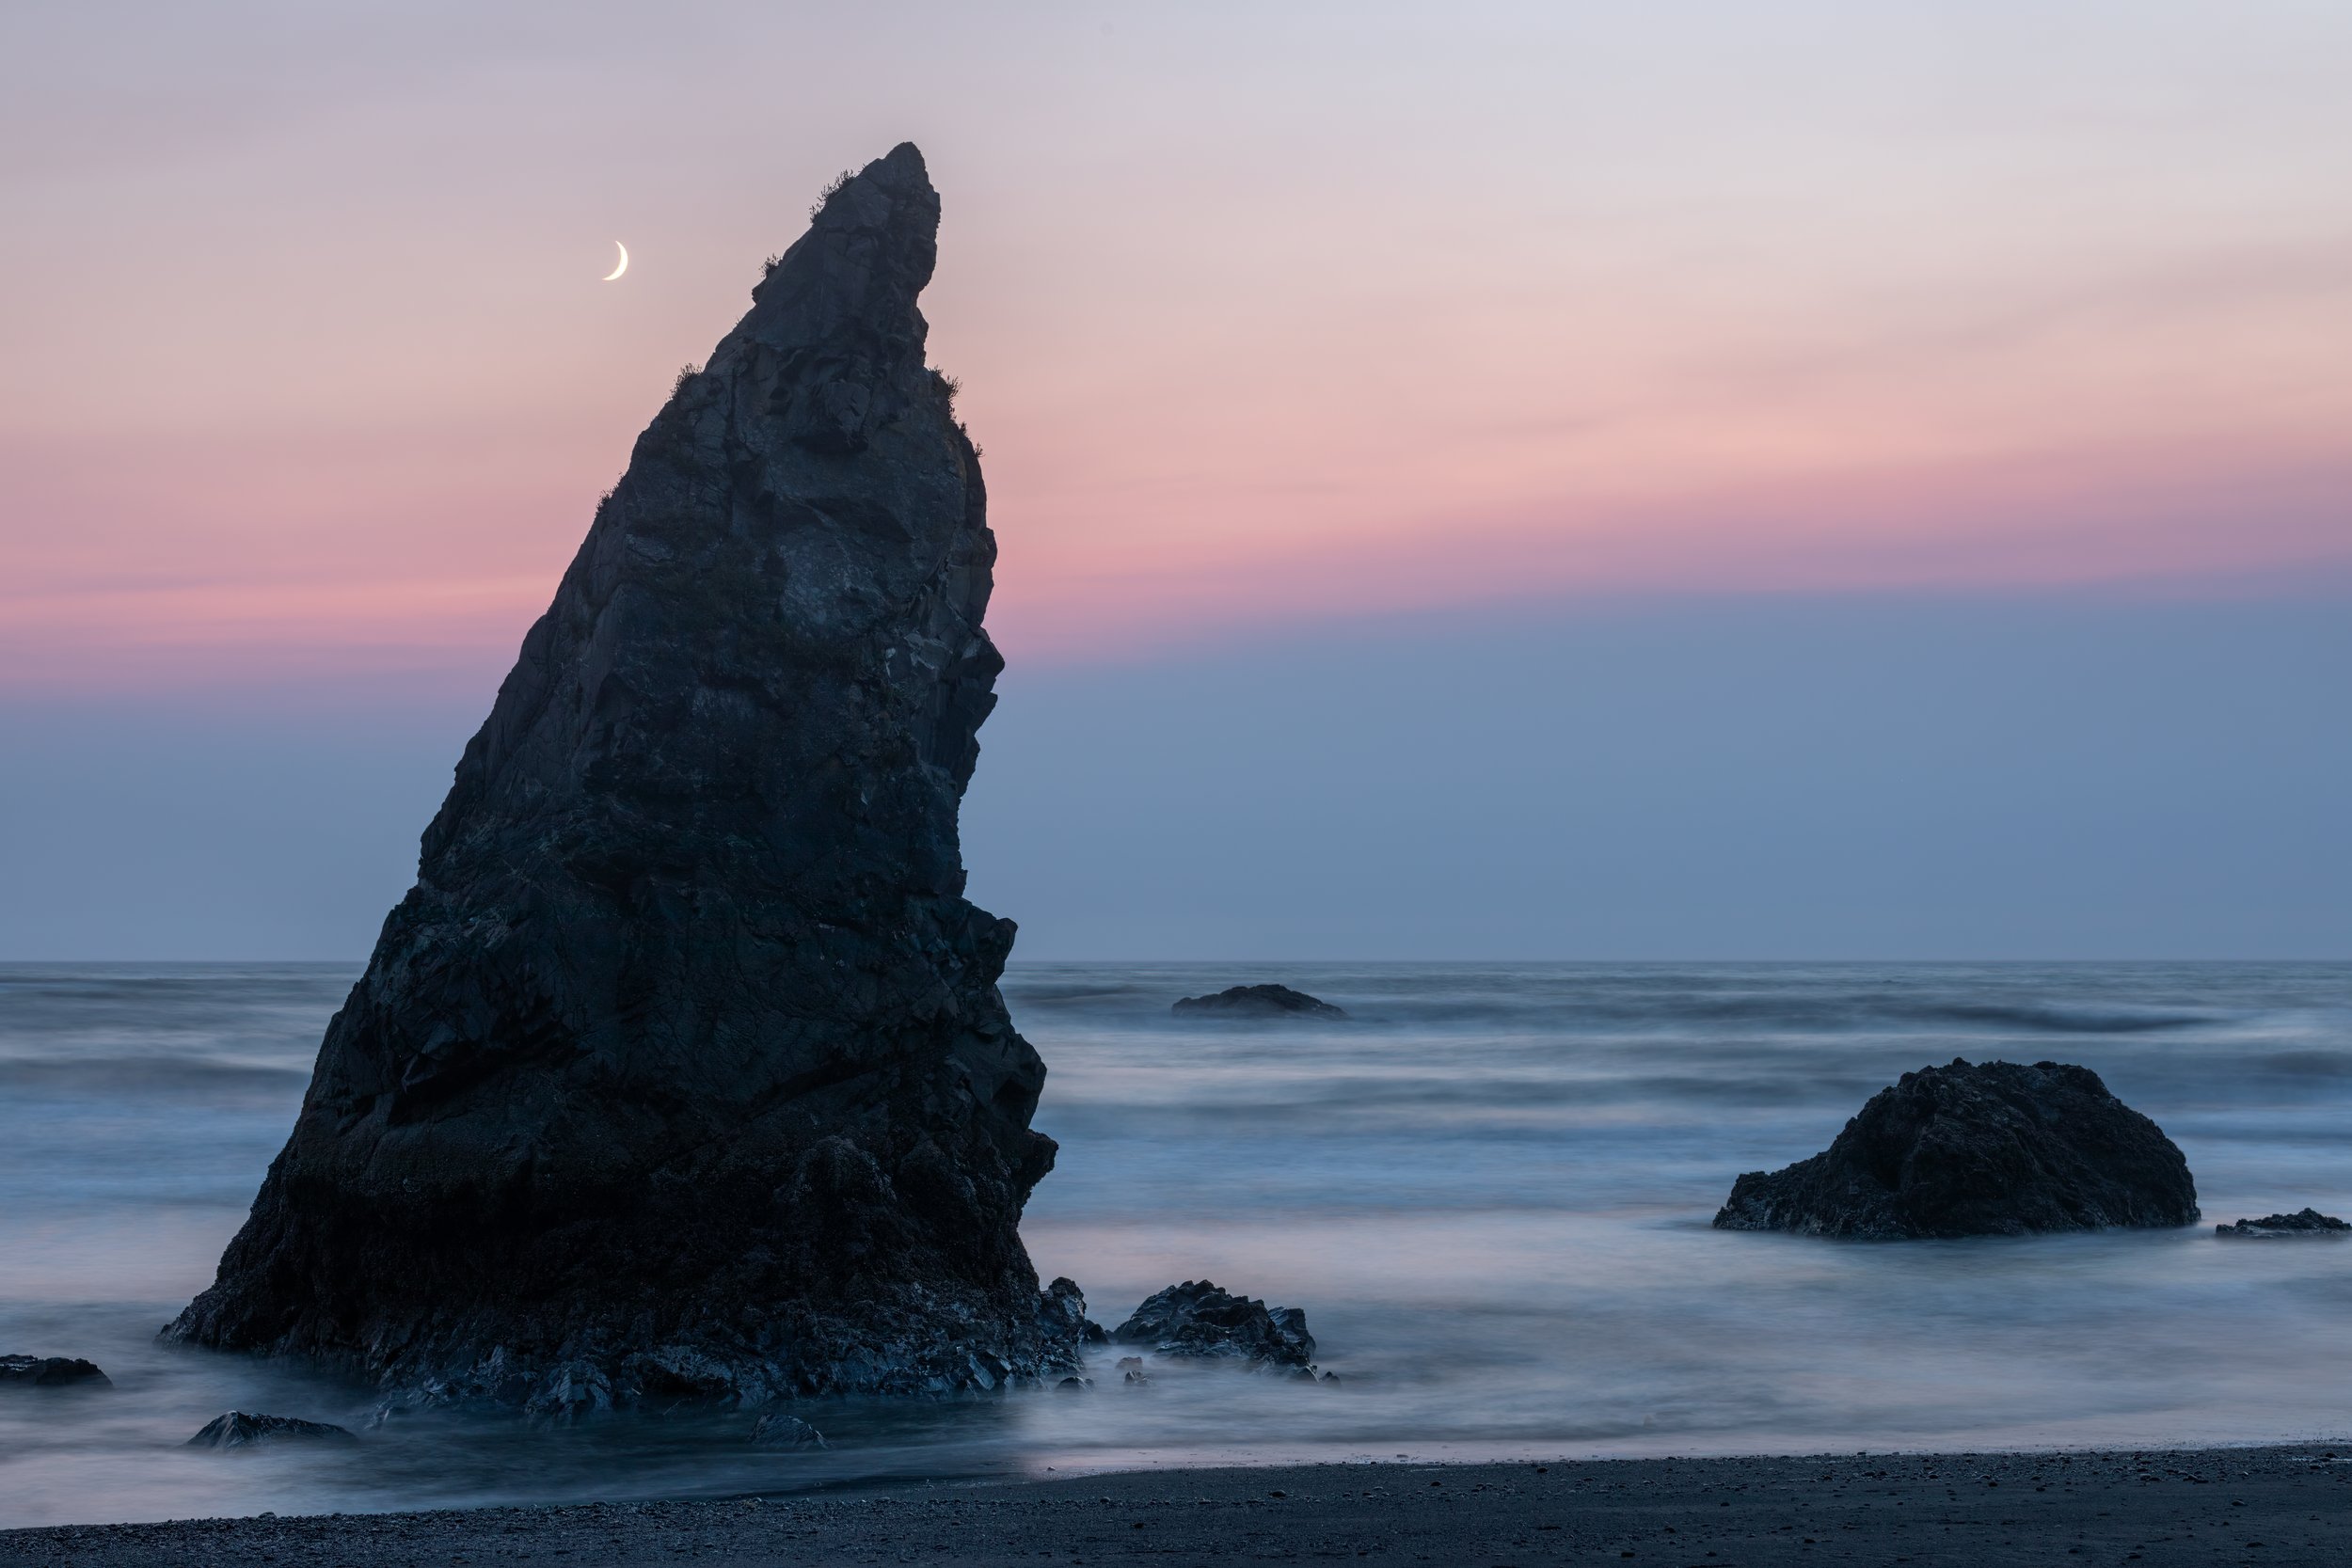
[4,1,2348,696]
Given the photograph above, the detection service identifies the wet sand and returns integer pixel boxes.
[6,1445,2350,1566]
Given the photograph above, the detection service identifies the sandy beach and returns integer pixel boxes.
[7,1446,2350,1566]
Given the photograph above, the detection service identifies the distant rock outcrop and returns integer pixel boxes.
[186,1413,355,1449]
[2216,1209,2349,1238]
[1171,985,1346,1019]
[1713,1058,2199,1240]
[0,1355,110,1389]
[166,144,1080,1410]
[1111,1281,1316,1369]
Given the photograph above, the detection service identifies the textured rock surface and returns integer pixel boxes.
[2216,1209,2349,1237]
[1038,1276,1108,1344]
[751,1412,828,1449]
[186,1412,356,1449]
[167,144,1077,1409]
[0,1355,110,1389]
[1713,1058,2199,1240]
[1110,1281,1316,1368]
[1171,985,1346,1019]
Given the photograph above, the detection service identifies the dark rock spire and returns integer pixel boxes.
[168,144,1079,1407]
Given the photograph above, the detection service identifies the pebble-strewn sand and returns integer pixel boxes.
[7,1446,2351,1566]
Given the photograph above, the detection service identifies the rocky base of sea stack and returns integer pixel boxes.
[363,1281,1105,1418]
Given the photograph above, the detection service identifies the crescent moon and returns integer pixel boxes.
[602,241,628,282]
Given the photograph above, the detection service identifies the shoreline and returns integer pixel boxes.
[8,1444,2351,1565]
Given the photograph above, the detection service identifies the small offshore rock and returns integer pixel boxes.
[186,1412,356,1449]
[750,1413,827,1449]
[2217,1208,2351,1238]
[0,1355,111,1389]
[1056,1376,1090,1392]
[1111,1280,1316,1368]
[1713,1058,2199,1239]
[1172,984,1346,1019]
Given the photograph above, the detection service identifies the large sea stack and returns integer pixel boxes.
[168,144,1078,1410]
[1713,1058,2198,1240]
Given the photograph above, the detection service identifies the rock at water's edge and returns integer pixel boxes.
[1111,1281,1317,1369]
[1713,1057,2199,1240]
[187,1413,356,1449]
[1040,1276,1108,1343]
[164,144,1080,1410]
[1172,985,1346,1019]
[751,1413,827,1449]
[0,1355,111,1389]
[2217,1209,2350,1238]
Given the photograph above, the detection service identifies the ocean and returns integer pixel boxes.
[2,959,2347,1527]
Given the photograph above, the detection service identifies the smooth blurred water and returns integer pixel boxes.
[3,960,2349,1526]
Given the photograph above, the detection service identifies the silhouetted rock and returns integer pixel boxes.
[1039,1276,1108,1344]
[751,1413,827,1449]
[2217,1209,2350,1238]
[186,1412,355,1449]
[0,1355,110,1389]
[1172,985,1346,1019]
[1111,1281,1316,1368]
[165,144,1079,1410]
[1713,1058,2199,1240]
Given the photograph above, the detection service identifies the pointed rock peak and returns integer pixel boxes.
[809,141,936,237]
[830,141,930,206]
[752,142,940,336]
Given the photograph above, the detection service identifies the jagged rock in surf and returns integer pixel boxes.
[166,144,1080,1410]
[0,1355,111,1389]
[1039,1276,1108,1344]
[1713,1058,2199,1240]
[2216,1209,2349,1238]
[1171,984,1346,1019]
[186,1413,355,1449]
[751,1413,827,1449]
[1111,1281,1317,1369]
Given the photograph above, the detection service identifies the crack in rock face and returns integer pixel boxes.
[166,143,1088,1411]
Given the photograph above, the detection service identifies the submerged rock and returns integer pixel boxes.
[1713,1058,2199,1240]
[2217,1209,2350,1238]
[1171,985,1346,1019]
[165,144,1079,1408]
[186,1412,356,1449]
[1111,1281,1316,1368]
[751,1413,827,1449]
[0,1355,110,1389]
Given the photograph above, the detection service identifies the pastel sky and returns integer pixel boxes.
[4,3,2348,960]
[5,1,2348,695]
